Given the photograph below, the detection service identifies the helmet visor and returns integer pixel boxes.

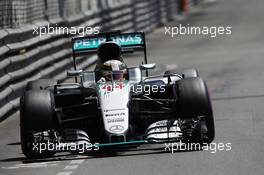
[102,71,125,81]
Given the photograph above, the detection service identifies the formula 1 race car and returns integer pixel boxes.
[20,31,215,158]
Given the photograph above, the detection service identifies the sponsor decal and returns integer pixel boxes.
[110,34,143,46]
[99,83,126,92]
[107,118,125,123]
[105,112,125,117]
[104,108,126,112]
[109,125,124,132]
[74,37,106,50]
[97,82,129,99]
[73,33,144,51]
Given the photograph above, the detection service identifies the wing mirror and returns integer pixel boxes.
[67,70,83,77]
[128,67,141,82]
[140,63,156,70]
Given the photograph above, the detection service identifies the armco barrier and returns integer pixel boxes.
[0,0,200,121]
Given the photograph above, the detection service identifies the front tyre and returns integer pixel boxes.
[20,90,57,158]
[176,77,215,143]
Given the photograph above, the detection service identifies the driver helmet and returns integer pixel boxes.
[96,42,127,81]
[97,41,123,63]
[99,60,127,81]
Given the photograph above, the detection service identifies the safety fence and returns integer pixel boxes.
[0,0,200,121]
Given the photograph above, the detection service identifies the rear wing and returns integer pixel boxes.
[71,32,148,70]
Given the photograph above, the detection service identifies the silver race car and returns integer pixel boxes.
[20,31,215,158]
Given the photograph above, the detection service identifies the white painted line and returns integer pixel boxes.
[70,159,85,164]
[59,157,85,175]
[2,162,58,169]
[64,165,79,170]
[57,172,73,175]
[2,166,19,169]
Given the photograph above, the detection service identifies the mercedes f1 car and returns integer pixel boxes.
[20,31,215,158]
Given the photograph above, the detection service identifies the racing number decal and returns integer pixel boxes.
[100,83,125,91]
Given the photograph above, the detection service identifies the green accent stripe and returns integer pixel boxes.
[94,140,148,147]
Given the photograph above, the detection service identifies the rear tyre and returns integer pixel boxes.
[26,79,58,91]
[164,68,199,78]
[175,77,215,143]
[20,90,57,158]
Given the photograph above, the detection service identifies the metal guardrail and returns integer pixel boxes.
[0,0,200,121]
